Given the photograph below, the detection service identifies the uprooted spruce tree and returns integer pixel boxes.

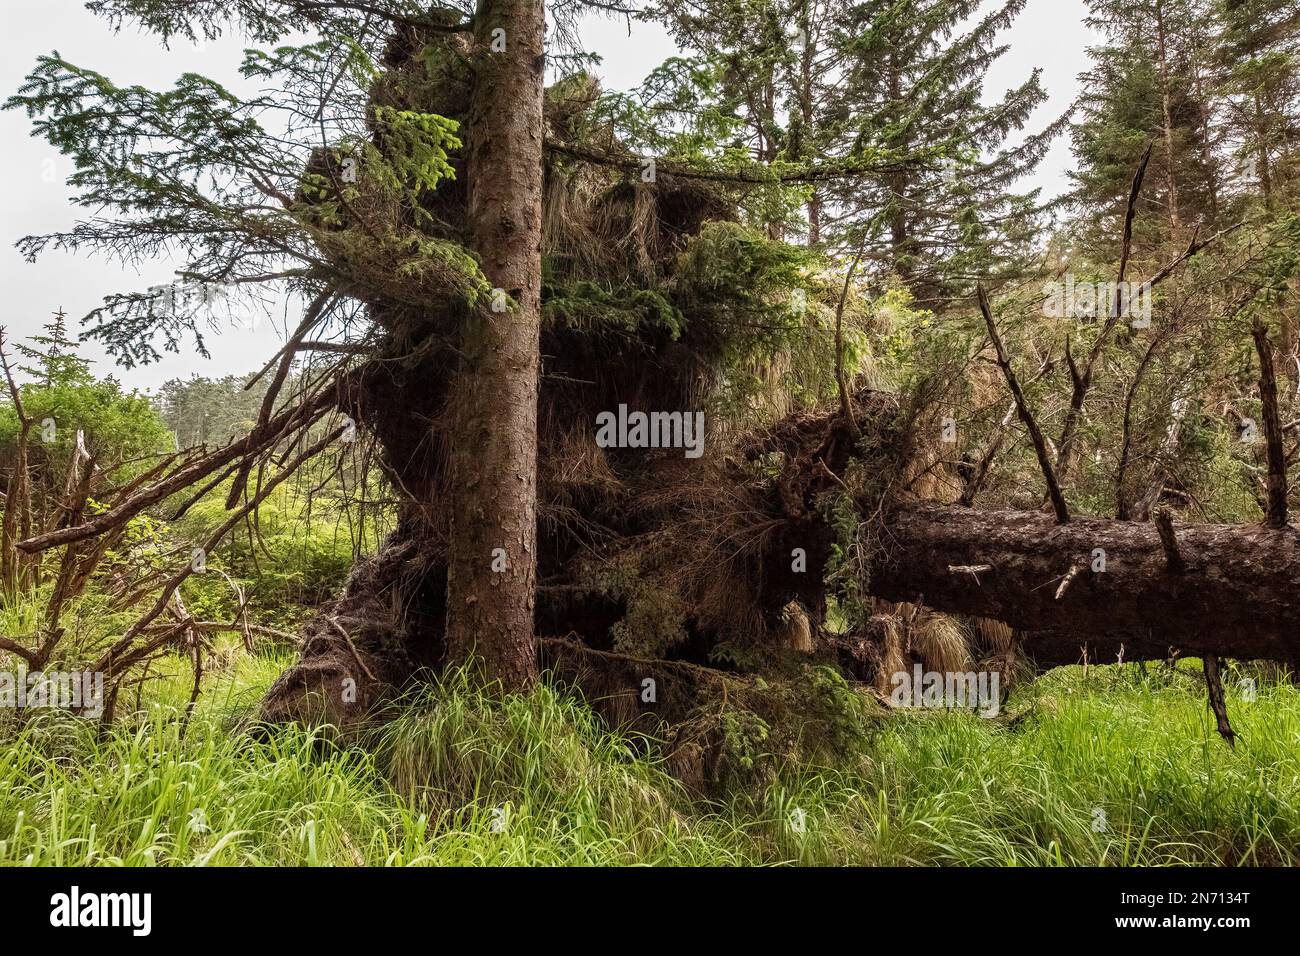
[5,0,1299,775]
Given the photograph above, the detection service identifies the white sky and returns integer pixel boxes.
[0,0,1097,389]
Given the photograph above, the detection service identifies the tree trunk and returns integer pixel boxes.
[886,58,913,287]
[1254,92,1274,206]
[1154,0,1182,232]
[795,0,820,247]
[262,381,1300,728]
[869,501,1300,661]
[443,0,546,690]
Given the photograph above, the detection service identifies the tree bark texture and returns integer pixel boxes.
[443,0,547,689]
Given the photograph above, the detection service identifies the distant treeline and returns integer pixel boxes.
[152,374,275,448]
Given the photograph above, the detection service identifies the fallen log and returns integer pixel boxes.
[868,501,1299,662]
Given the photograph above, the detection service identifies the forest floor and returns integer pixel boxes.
[1,646,1297,866]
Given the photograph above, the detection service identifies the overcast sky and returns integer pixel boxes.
[0,0,1097,390]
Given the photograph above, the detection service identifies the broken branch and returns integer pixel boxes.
[977,284,1069,523]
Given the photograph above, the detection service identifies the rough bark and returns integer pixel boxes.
[443,0,546,689]
[869,501,1300,662]
[1253,319,1289,529]
[1202,653,1237,746]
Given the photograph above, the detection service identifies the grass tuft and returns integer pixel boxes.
[0,657,1296,865]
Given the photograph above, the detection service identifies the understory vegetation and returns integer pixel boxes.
[2,321,1287,867]
[3,648,1297,866]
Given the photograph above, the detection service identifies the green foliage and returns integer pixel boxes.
[153,373,267,447]
[1238,215,1300,323]
[543,281,685,339]
[0,370,171,481]
[609,586,689,660]
[393,233,494,308]
[574,553,690,659]
[3,660,1297,865]
[13,312,92,387]
[242,35,378,95]
[714,664,880,785]
[675,221,848,408]
[2,50,305,365]
[676,221,814,322]
[368,107,460,197]
[586,57,748,163]
[2,18,469,364]
[823,490,870,623]
[0,581,142,671]
[176,468,386,628]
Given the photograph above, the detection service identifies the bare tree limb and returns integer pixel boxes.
[834,248,864,439]
[977,284,1069,523]
[1202,654,1237,747]
[1252,319,1289,528]
[91,423,348,678]
[1115,327,1169,519]
[0,635,38,666]
[226,289,335,508]
[17,382,339,555]
[1054,144,1152,484]
[1153,506,1185,572]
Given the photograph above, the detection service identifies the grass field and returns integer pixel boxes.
[1,651,1296,866]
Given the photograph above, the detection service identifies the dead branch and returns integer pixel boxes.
[0,635,38,666]
[327,616,377,683]
[1115,328,1167,519]
[1202,654,1237,747]
[17,381,339,555]
[37,438,97,665]
[960,354,1053,507]
[1115,143,1153,305]
[170,462,242,521]
[1054,563,1082,600]
[227,289,336,507]
[90,423,348,678]
[1252,319,1289,528]
[296,341,368,354]
[192,620,299,642]
[977,284,1069,523]
[0,329,34,597]
[1143,220,1247,291]
[1153,506,1185,572]
[834,249,865,439]
[546,140,910,186]
[1054,144,1151,485]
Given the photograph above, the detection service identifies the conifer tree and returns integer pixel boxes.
[657,0,1063,300]
[1071,0,1222,243]
[16,310,93,387]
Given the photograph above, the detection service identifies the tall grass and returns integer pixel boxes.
[0,657,1296,865]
